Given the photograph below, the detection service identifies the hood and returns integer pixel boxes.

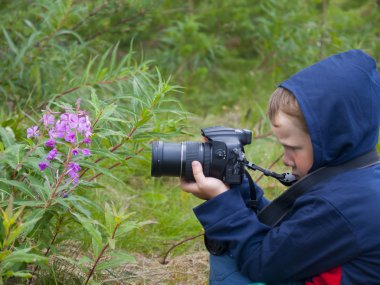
[280,50,380,172]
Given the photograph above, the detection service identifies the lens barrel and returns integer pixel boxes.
[151,141,211,181]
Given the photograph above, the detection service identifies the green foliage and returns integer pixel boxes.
[0,1,186,283]
[0,198,48,284]
[129,0,380,114]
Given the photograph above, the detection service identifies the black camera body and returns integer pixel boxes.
[201,126,251,184]
[151,126,252,184]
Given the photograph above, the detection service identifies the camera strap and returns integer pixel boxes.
[256,148,380,227]
[245,170,259,212]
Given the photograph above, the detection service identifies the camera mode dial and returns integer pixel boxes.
[216,149,226,159]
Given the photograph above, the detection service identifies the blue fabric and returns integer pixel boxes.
[209,253,253,285]
[280,49,380,172]
[210,253,303,285]
[194,50,380,284]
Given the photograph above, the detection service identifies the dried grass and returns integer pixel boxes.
[116,251,209,285]
[35,243,210,284]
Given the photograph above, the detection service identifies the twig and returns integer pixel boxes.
[160,233,204,265]
[79,123,139,180]
[86,148,144,182]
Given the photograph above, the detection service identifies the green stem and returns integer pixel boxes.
[46,146,73,206]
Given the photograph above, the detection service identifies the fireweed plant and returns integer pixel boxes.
[0,44,185,282]
[0,93,183,284]
[0,2,186,281]
[26,104,93,201]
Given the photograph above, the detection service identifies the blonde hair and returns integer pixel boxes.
[267,87,308,133]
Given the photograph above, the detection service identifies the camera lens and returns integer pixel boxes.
[151,141,211,181]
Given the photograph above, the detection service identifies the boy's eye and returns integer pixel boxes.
[284,145,301,151]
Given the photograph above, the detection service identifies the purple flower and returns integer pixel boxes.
[68,171,79,181]
[27,126,39,138]
[72,148,79,155]
[78,115,91,132]
[84,130,92,138]
[45,139,56,148]
[49,122,66,139]
[41,114,55,126]
[60,113,70,123]
[38,161,49,171]
[56,121,69,138]
[68,162,81,174]
[64,131,76,143]
[71,177,79,185]
[68,114,79,129]
[46,148,58,161]
[83,137,92,145]
[81,148,91,156]
[67,162,81,185]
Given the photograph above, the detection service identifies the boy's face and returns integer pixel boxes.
[270,111,313,179]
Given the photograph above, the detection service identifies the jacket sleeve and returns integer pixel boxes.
[193,189,361,283]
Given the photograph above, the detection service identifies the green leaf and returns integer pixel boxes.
[87,148,122,162]
[79,161,124,184]
[135,109,153,128]
[6,271,32,278]
[95,46,112,80]
[82,56,98,84]
[0,127,15,149]
[72,213,103,247]
[19,209,46,236]
[98,104,117,124]
[0,248,47,272]
[78,255,92,265]
[4,144,25,170]
[114,221,139,238]
[89,88,100,117]
[95,252,135,271]
[109,42,120,74]
[109,238,115,250]
[95,129,126,138]
[54,29,84,44]
[23,175,50,202]
[2,28,18,55]
[92,237,102,258]
[0,250,11,262]
[12,200,45,207]
[104,203,115,236]
[0,179,38,200]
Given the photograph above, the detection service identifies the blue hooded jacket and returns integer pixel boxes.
[194,50,380,284]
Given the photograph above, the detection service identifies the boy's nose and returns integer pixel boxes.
[283,154,295,168]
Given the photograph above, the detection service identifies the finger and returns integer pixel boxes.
[192,161,205,184]
[180,179,199,193]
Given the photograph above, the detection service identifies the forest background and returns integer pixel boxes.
[0,0,379,284]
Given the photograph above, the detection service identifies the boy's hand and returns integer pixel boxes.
[180,161,229,200]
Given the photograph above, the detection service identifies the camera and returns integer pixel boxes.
[151,126,252,184]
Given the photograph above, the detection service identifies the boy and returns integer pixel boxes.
[181,50,380,284]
